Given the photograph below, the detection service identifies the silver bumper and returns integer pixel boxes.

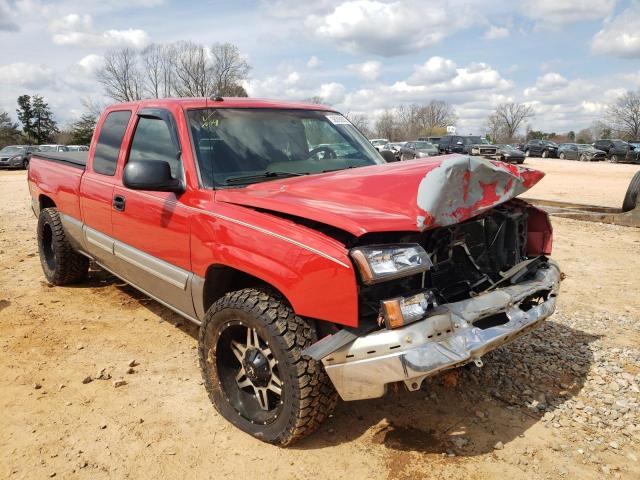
[323,261,561,401]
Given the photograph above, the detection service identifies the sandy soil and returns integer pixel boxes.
[1,169,638,479]
[522,158,639,208]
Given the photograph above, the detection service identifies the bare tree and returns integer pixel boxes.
[607,90,640,140]
[96,48,143,102]
[416,100,457,136]
[374,110,397,140]
[485,112,503,143]
[492,102,534,141]
[345,112,371,136]
[172,41,214,97]
[210,43,250,96]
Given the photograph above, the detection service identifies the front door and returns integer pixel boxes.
[111,108,195,317]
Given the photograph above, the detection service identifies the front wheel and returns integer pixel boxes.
[198,289,337,446]
[525,149,531,157]
[580,154,588,162]
[541,150,549,158]
[559,152,565,160]
[609,155,618,163]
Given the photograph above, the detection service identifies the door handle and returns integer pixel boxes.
[113,194,126,212]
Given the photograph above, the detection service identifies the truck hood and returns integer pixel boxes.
[215,155,545,237]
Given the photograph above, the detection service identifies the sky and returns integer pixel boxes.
[1,0,640,135]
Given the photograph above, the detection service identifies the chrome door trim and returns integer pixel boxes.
[113,241,190,290]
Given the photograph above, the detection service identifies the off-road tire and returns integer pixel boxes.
[198,288,338,446]
[622,171,640,212]
[37,207,89,285]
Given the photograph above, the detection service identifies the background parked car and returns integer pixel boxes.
[523,139,558,158]
[558,143,607,161]
[437,135,488,154]
[38,144,69,153]
[593,139,639,163]
[66,145,89,151]
[417,136,442,144]
[0,145,39,169]
[382,142,406,161]
[495,144,525,164]
[399,141,439,160]
[369,138,389,152]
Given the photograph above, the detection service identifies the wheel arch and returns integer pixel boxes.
[39,194,56,212]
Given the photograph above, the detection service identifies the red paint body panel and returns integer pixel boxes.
[27,98,552,329]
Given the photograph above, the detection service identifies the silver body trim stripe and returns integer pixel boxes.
[113,241,189,290]
[85,227,114,254]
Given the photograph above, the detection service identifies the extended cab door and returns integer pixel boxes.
[111,108,196,318]
[79,109,132,264]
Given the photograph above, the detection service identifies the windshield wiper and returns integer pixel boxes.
[225,171,306,185]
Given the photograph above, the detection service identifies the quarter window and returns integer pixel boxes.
[128,116,181,178]
[93,110,132,176]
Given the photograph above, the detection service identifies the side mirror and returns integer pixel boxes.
[380,150,398,162]
[123,160,184,193]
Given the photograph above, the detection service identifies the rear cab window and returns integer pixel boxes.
[93,111,132,176]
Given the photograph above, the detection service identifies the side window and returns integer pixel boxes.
[93,110,132,176]
[128,116,180,178]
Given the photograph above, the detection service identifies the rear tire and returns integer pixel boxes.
[559,152,565,160]
[541,150,549,158]
[22,159,29,170]
[622,171,640,212]
[198,288,337,446]
[580,154,588,162]
[37,207,89,285]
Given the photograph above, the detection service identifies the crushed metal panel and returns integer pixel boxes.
[416,155,545,230]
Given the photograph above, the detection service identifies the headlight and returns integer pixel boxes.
[350,244,432,284]
[381,290,437,328]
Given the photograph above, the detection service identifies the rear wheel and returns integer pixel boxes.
[37,207,89,285]
[541,149,549,158]
[609,155,619,163]
[559,152,566,160]
[580,154,588,162]
[22,158,29,170]
[199,288,337,446]
[622,171,640,212]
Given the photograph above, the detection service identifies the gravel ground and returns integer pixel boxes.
[1,169,639,479]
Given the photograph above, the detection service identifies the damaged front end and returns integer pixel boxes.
[305,195,560,401]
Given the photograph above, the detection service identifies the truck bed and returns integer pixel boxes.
[33,151,88,169]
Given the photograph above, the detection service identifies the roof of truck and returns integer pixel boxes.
[106,97,338,112]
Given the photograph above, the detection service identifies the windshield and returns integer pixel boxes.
[542,141,558,147]
[371,139,387,146]
[497,144,517,151]
[187,109,385,187]
[0,146,24,154]
[461,136,483,145]
[578,144,594,150]
[413,142,434,149]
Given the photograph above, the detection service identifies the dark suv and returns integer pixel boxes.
[437,135,489,154]
[523,140,558,158]
[593,139,639,163]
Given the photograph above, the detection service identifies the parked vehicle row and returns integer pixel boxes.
[0,144,90,169]
[557,144,607,162]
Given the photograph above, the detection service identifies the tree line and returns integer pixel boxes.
[96,41,251,102]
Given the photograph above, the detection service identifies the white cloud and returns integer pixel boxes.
[318,82,346,103]
[484,25,509,40]
[306,56,321,68]
[408,56,457,85]
[0,0,19,31]
[0,62,57,89]
[522,0,616,27]
[47,12,150,48]
[76,54,103,74]
[347,60,381,81]
[592,4,640,58]
[52,28,150,48]
[306,0,473,56]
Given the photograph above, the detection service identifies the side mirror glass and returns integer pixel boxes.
[380,150,397,162]
[123,160,184,193]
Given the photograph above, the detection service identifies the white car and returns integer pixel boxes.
[369,138,390,152]
[67,145,89,152]
[38,144,69,153]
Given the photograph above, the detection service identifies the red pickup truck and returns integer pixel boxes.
[28,97,560,445]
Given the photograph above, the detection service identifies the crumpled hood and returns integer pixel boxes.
[215,155,545,237]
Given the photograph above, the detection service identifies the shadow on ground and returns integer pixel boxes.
[72,267,598,457]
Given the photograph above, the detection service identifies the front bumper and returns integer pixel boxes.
[0,157,23,168]
[322,260,561,401]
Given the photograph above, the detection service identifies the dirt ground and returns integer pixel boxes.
[1,166,639,480]
[522,158,639,208]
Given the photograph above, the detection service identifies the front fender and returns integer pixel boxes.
[190,205,359,327]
